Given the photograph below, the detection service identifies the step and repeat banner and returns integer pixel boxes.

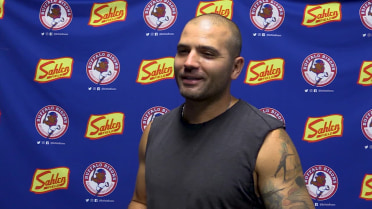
[0,0,372,208]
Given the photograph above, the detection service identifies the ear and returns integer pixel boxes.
[231,56,244,80]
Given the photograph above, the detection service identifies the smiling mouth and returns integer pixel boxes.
[181,76,203,85]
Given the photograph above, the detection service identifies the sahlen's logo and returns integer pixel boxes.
[302,2,342,27]
[302,53,337,87]
[143,0,177,31]
[39,0,72,30]
[361,109,372,142]
[30,167,70,194]
[304,165,338,201]
[88,0,128,27]
[195,0,233,19]
[360,1,372,30]
[35,105,69,139]
[86,51,120,85]
[83,162,118,197]
[141,106,170,131]
[250,0,285,31]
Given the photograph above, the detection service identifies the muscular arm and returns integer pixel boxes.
[255,128,315,209]
[128,123,151,209]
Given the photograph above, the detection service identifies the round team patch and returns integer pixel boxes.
[143,0,177,31]
[301,53,337,87]
[250,0,285,31]
[86,51,120,85]
[35,105,69,139]
[361,109,372,141]
[39,0,73,30]
[304,165,338,201]
[260,107,285,124]
[360,1,372,30]
[141,106,170,131]
[83,162,118,197]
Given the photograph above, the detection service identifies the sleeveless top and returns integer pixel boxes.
[145,100,285,209]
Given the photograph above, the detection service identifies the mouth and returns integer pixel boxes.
[180,75,203,86]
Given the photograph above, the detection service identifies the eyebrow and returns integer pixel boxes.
[177,44,220,55]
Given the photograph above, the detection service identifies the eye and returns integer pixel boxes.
[176,45,190,56]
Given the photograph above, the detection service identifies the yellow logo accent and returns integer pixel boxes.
[137,57,174,84]
[245,58,284,85]
[30,167,70,194]
[303,114,343,142]
[360,174,372,200]
[88,0,127,27]
[0,0,4,19]
[358,61,372,86]
[34,57,73,83]
[302,2,341,27]
[196,0,233,19]
[85,112,124,140]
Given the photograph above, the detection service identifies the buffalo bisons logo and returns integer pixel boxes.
[260,107,285,124]
[245,58,284,85]
[137,57,174,84]
[358,61,372,86]
[85,112,125,140]
[88,0,127,27]
[303,114,343,142]
[34,57,73,83]
[35,105,69,139]
[302,53,337,87]
[86,51,120,85]
[360,174,372,200]
[195,0,233,19]
[250,0,285,31]
[39,0,72,30]
[361,109,372,141]
[304,165,338,201]
[143,0,177,31]
[30,167,70,194]
[360,1,372,30]
[302,2,341,27]
[83,162,118,197]
[141,106,170,131]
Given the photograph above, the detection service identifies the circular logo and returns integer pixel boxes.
[143,0,177,31]
[35,105,69,139]
[250,0,285,31]
[304,165,338,201]
[301,53,337,87]
[360,1,372,30]
[83,162,118,197]
[361,109,372,141]
[141,106,170,131]
[86,51,120,85]
[260,107,285,124]
[39,0,73,30]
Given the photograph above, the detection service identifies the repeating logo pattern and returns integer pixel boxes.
[250,0,285,31]
[83,162,118,197]
[86,51,120,85]
[35,105,69,139]
[360,1,372,30]
[30,167,70,194]
[301,53,337,87]
[39,0,73,30]
[141,106,170,131]
[361,109,372,141]
[143,0,177,31]
[260,107,285,124]
[304,165,338,201]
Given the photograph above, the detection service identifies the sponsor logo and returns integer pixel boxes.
[360,1,372,30]
[304,165,338,201]
[303,114,343,142]
[30,167,70,194]
[83,162,118,197]
[360,174,372,200]
[88,0,127,27]
[34,57,73,83]
[302,2,341,27]
[85,112,124,140]
[35,105,69,139]
[39,0,73,30]
[260,107,285,124]
[302,53,337,87]
[143,0,177,31]
[0,0,4,19]
[250,0,285,31]
[195,0,233,19]
[361,109,372,141]
[86,51,120,85]
[245,58,284,85]
[137,57,174,84]
[141,106,170,131]
[358,61,372,86]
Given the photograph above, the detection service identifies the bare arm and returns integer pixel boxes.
[255,128,315,209]
[128,123,151,209]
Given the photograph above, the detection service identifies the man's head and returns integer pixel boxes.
[174,14,244,102]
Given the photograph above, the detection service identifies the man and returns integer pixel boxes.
[128,14,315,209]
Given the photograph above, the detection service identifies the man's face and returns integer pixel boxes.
[174,18,235,101]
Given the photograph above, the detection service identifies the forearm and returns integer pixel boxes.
[128,200,147,209]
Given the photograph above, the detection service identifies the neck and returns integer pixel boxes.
[182,95,236,124]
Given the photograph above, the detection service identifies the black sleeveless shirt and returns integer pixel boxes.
[145,100,284,209]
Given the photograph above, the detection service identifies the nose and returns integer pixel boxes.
[184,50,199,69]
